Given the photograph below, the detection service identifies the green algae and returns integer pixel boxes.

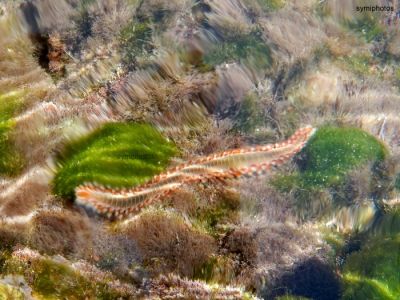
[0,90,26,176]
[373,209,400,237]
[53,122,177,199]
[343,273,396,300]
[320,227,347,258]
[271,126,387,219]
[31,260,88,298]
[243,0,285,15]
[342,235,400,300]
[0,121,24,176]
[273,127,387,189]
[0,90,26,122]
[4,257,130,299]
[300,126,387,187]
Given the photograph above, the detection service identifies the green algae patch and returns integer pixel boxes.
[0,90,27,176]
[0,120,25,177]
[0,90,26,122]
[4,257,132,299]
[272,127,387,191]
[299,126,387,187]
[270,126,387,218]
[372,208,400,236]
[53,123,177,199]
[342,235,400,300]
[343,273,396,300]
[31,260,88,298]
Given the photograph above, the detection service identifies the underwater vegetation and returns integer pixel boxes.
[74,126,315,219]
[203,29,272,72]
[272,126,388,198]
[3,248,140,299]
[53,122,177,199]
[1,0,400,299]
[342,234,400,300]
[346,10,384,43]
[299,126,387,187]
[0,120,24,177]
[119,19,153,68]
[123,210,216,277]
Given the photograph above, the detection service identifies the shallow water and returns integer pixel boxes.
[0,1,400,299]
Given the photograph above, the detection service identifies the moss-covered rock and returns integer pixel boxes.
[342,235,400,300]
[271,126,387,218]
[5,254,135,299]
[53,122,177,199]
[299,126,387,187]
[273,126,387,191]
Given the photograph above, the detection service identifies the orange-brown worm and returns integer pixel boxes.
[75,126,316,219]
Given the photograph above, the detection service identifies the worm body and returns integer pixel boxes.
[76,126,316,219]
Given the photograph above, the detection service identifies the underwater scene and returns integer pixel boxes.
[0,0,400,299]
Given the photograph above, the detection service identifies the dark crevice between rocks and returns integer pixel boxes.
[263,257,341,300]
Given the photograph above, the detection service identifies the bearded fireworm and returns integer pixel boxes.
[75,126,316,219]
